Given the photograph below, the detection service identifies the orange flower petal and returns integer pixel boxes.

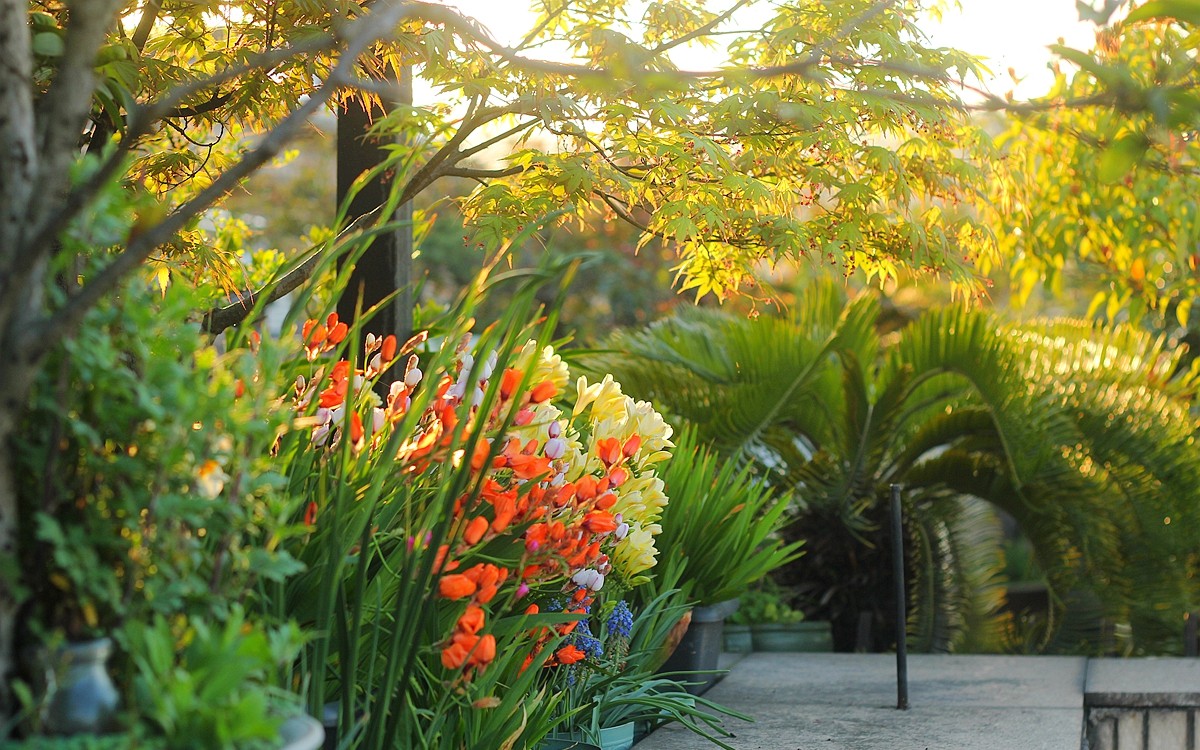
[464,516,489,545]
[439,574,477,600]
[457,605,486,634]
[529,381,557,403]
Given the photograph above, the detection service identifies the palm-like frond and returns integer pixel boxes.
[588,280,1200,654]
[589,293,879,464]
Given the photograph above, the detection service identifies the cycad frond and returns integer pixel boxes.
[590,282,1200,653]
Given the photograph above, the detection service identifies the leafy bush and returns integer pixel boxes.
[14,278,299,639]
[624,427,802,608]
[729,583,805,626]
[124,608,301,749]
[11,277,305,744]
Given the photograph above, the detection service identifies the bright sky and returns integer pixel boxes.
[923,0,1098,99]
[440,0,1099,101]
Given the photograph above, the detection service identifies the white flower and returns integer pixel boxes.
[571,569,605,591]
[196,459,230,499]
[545,437,567,459]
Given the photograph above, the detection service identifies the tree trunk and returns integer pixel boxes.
[0,0,37,729]
[0,358,38,730]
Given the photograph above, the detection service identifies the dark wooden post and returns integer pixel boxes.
[335,63,413,353]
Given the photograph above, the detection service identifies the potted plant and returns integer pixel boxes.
[732,582,833,653]
[544,592,745,750]
[644,429,804,692]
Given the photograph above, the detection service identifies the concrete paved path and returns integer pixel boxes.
[637,653,1088,750]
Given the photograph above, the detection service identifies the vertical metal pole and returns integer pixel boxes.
[1186,611,1198,657]
[891,483,909,710]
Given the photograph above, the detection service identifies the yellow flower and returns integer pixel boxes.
[523,342,571,391]
[612,475,667,527]
[573,375,626,421]
[613,522,661,576]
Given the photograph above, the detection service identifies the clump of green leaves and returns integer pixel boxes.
[729,582,805,626]
[11,273,308,742]
[3,734,164,750]
[646,427,802,607]
[14,275,300,639]
[988,12,1200,327]
[124,608,302,749]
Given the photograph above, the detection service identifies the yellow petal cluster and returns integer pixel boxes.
[570,374,674,583]
[613,523,662,576]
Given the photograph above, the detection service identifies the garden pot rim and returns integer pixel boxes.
[692,598,739,623]
[279,713,324,750]
[751,620,830,631]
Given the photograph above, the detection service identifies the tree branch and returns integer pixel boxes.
[32,0,124,227]
[166,91,235,119]
[456,117,540,160]
[649,0,750,56]
[0,0,38,332]
[23,32,342,263]
[131,0,162,52]
[23,0,422,357]
[440,165,525,179]
[200,204,395,334]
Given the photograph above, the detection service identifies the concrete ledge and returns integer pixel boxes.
[1086,658,1200,708]
[637,653,1087,750]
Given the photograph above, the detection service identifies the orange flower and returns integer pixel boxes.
[471,440,492,471]
[464,516,489,545]
[529,380,557,403]
[439,574,477,600]
[432,544,453,572]
[555,644,586,665]
[622,434,642,458]
[491,497,516,534]
[508,453,551,480]
[595,492,617,511]
[607,467,628,487]
[596,437,622,466]
[575,475,598,501]
[350,412,364,445]
[500,368,522,400]
[457,605,486,634]
[582,510,617,534]
[468,563,508,604]
[303,315,349,359]
[304,501,318,527]
[468,634,496,667]
[441,631,479,670]
[381,334,397,363]
[318,379,348,409]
